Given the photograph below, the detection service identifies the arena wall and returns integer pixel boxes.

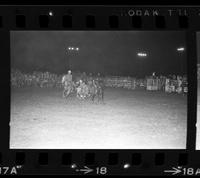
[104,76,136,89]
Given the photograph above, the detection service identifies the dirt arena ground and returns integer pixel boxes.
[10,87,187,149]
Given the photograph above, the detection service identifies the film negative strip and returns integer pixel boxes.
[0,4,200,176]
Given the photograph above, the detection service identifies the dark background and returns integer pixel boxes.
[197,32,200,64]
[11,31,187,77]
[1,0,200,5]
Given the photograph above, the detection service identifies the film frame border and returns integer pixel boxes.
[0,5,199,175]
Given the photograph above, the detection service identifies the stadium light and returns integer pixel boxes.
[177,47,185,52]
[48,11,54,16]
[67,46,79,51]
[137,52,147,57]
[123,163,131,169]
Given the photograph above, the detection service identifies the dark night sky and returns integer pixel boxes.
[11,31,187,77]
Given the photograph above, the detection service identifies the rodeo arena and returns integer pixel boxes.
[10,67,188,149]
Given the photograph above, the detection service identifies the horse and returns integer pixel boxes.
[88,79,104,103]
[62,76,104,103]
[76,80,90,99]
[62,81,75,98]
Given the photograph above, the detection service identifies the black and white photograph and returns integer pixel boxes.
[10,31,187,149]
[197,32,200,150]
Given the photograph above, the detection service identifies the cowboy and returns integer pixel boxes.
[152,72,156,79]
[88,73,93,82]
[62,70,73,97]
[96,72,101,81]
[77,79,89,99]
[62,70,73,85]
[81,72,87,83]
[177,75,183,94]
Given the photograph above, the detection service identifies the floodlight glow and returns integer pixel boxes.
[123,163,131,169]
[177,47,185,51]
[137,52,147,57]
[68,47,71,50]
[76,47,79,51]
[71,47,74,50]
[71,164,77,169]
[48,11,53,16]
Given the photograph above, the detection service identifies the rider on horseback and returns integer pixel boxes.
[62,70,73,98]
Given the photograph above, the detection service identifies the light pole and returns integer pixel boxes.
[137,52,147,78]
[67,46,79,71]
[177,47,185,75]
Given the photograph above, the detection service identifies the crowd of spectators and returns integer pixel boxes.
[11,68,188,94]
[11,68,63,88]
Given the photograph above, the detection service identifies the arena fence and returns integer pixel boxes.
[103,77,187,93]
[104,76,136,90]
